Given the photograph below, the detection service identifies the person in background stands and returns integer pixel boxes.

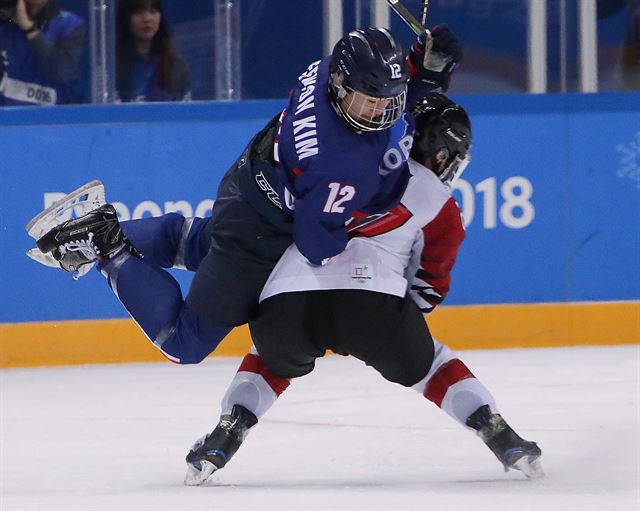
[115,0,191,102]
[0,0,85,106]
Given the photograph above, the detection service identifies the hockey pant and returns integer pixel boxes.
[98,213,232,364]
[219,341,496,426]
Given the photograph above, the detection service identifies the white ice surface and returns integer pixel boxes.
[1,345,639,511]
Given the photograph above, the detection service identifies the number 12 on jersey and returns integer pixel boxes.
[323,182,356,213]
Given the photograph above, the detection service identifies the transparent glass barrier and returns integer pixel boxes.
[391,0,531,94]
[51,0,636,105]
[547,0,580,93]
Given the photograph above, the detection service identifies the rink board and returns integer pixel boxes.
[1,94,639,367]
[1,301,638,368]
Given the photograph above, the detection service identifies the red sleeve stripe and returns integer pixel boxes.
[348,204,413,238]
[423,358,475,407]
[238,353,291,396]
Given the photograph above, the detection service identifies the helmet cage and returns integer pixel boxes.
[429,120,472,185]
[330,72,406,132]
[328,27,409,132]
[411,95,472,186]
[438,152,471,186]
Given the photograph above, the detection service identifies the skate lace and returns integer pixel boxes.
[58,232,100,260]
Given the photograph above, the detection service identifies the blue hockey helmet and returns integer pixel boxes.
[329,27,409,132]
[410,93,472,185]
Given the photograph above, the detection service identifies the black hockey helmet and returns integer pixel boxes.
[410,93,472,185]
[329,27,409,132]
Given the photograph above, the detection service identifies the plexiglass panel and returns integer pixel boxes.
[53,0,636,104]
[390,0,532,93]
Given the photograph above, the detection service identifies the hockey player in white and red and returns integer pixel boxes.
[184,94,543,485]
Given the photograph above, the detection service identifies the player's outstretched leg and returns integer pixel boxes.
[414,339,543,479]
[37,204,140,275]
[28,183,231,364]
[184,350,291,485]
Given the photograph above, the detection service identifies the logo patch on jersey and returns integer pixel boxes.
[379,116,412,176]
[351,263,372,282]
[347,203,413,238]
[255,171,282,209]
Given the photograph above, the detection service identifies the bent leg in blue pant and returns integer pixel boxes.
[99,213,232,364]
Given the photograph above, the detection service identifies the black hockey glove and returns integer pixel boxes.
[408,24,463,92]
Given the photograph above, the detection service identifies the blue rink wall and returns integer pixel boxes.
[1,93,639,366]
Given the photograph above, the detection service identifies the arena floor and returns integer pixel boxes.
[1,345,638,511]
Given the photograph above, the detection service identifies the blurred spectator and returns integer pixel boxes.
[116,0,191,102]
[599,0,640,90]
[0,0,86,106]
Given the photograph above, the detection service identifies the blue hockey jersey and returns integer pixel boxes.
[272,56,428,265]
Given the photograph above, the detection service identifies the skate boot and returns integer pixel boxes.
[466,405,544,479]
[36,204,139,277]
[184,404,258,486]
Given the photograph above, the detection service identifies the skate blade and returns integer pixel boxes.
[26,246,95,279]
[26,248,60,268]
[513,455,545,480]
[26,180,105,241]
[184,460,218,486]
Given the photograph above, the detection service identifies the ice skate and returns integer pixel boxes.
[466,405,544,479]
[26,180,110,278]
[184,404,258,486]
[35,203,139,278]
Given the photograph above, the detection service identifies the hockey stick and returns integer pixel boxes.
[386,0,433,65]
[420,0,430,27]
[386,0,428,36]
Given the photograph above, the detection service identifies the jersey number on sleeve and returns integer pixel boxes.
[323,182,356,213]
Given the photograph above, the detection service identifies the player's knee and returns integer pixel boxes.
[158,308,233,364]
[380,361,431,387]
[375,343,435,387]
[159,336,215,364]
[260,351,316,379]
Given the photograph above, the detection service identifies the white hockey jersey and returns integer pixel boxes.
[260,158,466,313]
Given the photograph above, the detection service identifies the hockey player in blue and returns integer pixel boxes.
[32,26,463,365]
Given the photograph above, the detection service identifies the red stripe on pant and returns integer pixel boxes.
[424,359,475,407]
[238,353,291,396]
